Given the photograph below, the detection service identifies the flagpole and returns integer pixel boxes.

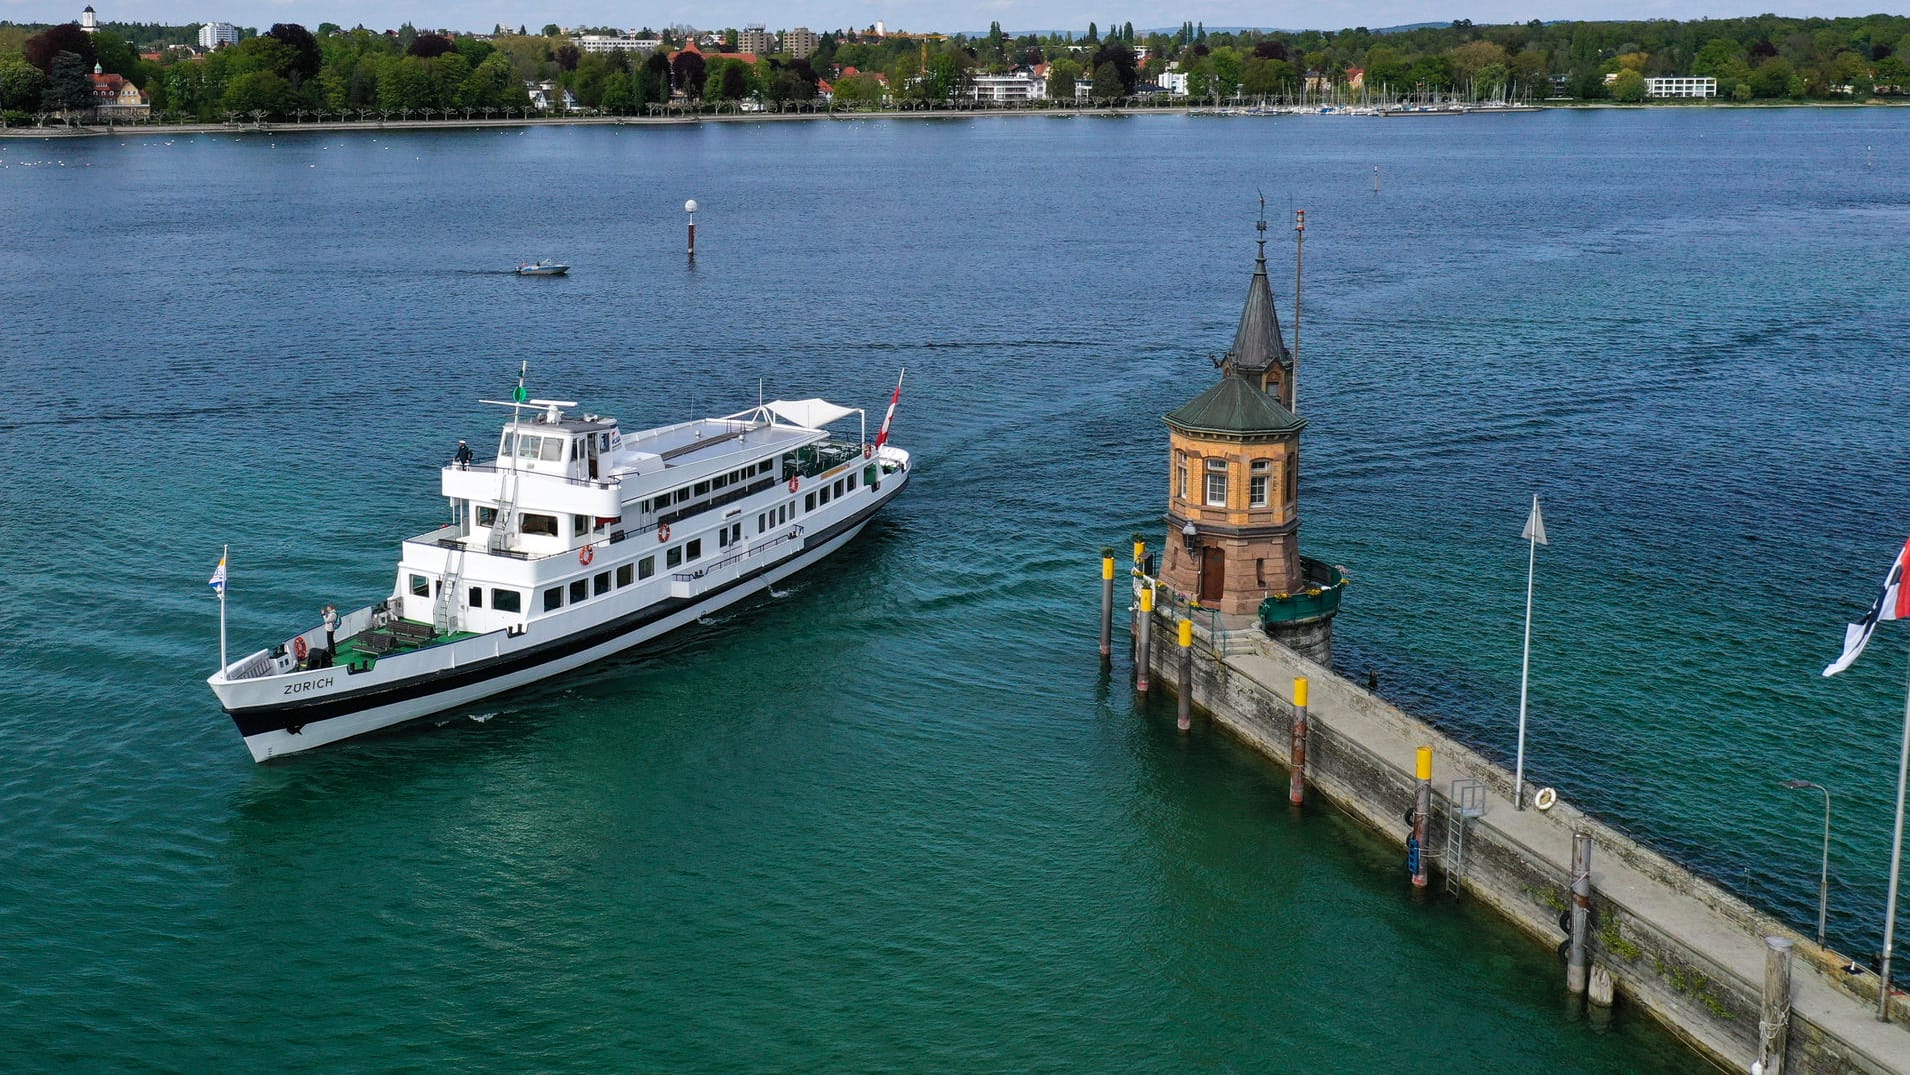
[1514,495,1540,811]
[218,543,229,674]
[1879,646,1910,1020]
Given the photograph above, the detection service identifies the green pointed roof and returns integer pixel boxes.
[1165,373,1305,437]
[1226,246,1291,376]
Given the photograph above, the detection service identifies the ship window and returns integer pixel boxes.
[616,564,633,587]
[713,474,728,490]
[805,493,815,512]
[492,589,521,613]
[600,433,611,450]
[543,587,563,611]
[468,586,483,608]
[594,572,610,595]
[539,438,564,462]
[820,486,832,505]
[410,574,429,596]
[573,515,589,536]
[833,479,844,497]
[687,539,702,560]
[758,513,766,533]
[718,529,730,548]
[569,579,587,603]
[675,489,690,504]
[521,514,558,537]
[849,473,857,490]
[694,481,710,496]
[516,434,538,458]
[639,556,655,579]
[477,506,497,527]
[666,547,683,569]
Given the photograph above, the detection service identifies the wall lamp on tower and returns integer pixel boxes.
[1181,521,1199,555]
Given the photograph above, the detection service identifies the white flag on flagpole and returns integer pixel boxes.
[208,552,228,596]
[1823,536,1910,677]
[1522,495,1548,546]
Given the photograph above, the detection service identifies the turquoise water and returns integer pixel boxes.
[2,109,1906,1069]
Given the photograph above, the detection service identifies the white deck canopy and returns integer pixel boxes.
[766,399,855,429]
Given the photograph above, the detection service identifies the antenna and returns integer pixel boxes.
[1255,188,1268,263]
[1292,208,1305,414]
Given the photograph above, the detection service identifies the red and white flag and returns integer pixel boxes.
[1823,536,1910,677]
[874,368,905,449]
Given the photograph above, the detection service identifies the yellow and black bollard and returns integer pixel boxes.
[1289,677,1309,806]
[1176,618,1193,732]
[1099,549,1115,664]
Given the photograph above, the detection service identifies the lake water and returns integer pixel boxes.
[3,107,1907,1069]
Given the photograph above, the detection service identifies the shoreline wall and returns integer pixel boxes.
[1143,610,1910,1074]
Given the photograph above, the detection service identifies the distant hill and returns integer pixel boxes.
[958,23,1454,38]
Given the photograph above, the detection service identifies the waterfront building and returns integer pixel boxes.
[969,69,1045,102]
[1160,68,1188,95]
[1156,219,1341,660]
[80,4,98,33]
[89,60,148,114]
[738,25,774,55]
[198,21,238,48]
[1646,76,1717,98]
[781,27,819,58]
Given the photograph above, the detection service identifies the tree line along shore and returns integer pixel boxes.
[2,12,1906,128]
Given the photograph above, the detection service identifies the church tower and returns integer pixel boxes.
[1158,211,1342,662]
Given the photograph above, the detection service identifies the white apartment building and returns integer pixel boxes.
[781,27,819,58]
[198,21,238,48]
[1646,76,1717,98]
[1160,69,1188,95]
[738,25,774,55]
[575,33,661,54]
[970,71,1046,102]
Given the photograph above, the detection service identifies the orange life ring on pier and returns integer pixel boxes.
[788,477,799,493]
[293,636,309,660]
[579,545,594,566]
[657,523,671,542]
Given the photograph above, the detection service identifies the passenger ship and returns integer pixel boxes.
[207,383,911,762]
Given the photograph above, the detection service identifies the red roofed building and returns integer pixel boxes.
[89,62,149,115]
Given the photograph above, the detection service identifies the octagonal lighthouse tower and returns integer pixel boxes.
[1157,214,1344,663]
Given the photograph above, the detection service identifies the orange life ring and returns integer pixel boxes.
[578,545,594,566]
[293,636,309,660]
[658,523,671,542]
[788,477,799,493]
[864,445,873,460]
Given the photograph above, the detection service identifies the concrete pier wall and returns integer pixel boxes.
[1142,613,1910,1073]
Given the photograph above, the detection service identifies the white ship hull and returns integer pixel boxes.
[208,387,911,762]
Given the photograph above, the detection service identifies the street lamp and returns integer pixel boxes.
[1782,778,1832,948]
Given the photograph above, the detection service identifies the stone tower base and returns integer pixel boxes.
[1265,615,1334,667]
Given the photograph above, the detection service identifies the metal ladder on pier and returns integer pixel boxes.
[1444,779,1488,896]
[434,546,466,636]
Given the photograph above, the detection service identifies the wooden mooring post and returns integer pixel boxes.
[1567,832,1594,994]
[1757,935,1793,1075]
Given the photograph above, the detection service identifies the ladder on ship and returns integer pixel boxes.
[486,469,520,555]
[434,545,466,636]
[1444,778,1488,896]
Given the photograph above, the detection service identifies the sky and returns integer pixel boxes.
[0,0,1886,37]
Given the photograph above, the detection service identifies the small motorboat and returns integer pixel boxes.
[515,260,570,276]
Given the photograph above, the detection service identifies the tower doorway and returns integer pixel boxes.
[1199,548,1225,603]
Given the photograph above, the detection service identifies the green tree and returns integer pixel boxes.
[1610,69,1647,101]
[671,50,706,98]
[24,24,95,73]
[267,24,321,83]
[224,69,291,115]
[832,72,883,104]
[1090,60,1123,99]
[0,56,48,111]
[41,50,93,116]
[1045,57,1081,99]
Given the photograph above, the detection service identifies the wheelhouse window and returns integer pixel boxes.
[539,438,564,462]
[573,515,589,536]
[410,574,429,597]
[467,586,484,608]
[492,589,521,613]
[477,506,498,527]
[1250,460,1271,508]
[1205,459,1229,508]
[521,514,558,537]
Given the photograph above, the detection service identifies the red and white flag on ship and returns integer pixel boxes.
[1823,535,1910,677]
[874,368,906,449]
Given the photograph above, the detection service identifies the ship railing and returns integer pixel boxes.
[447,463,620,491]
[222,650,277,682]
[670,528,804,584]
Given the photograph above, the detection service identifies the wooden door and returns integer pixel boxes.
[1199,549,1225,603]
